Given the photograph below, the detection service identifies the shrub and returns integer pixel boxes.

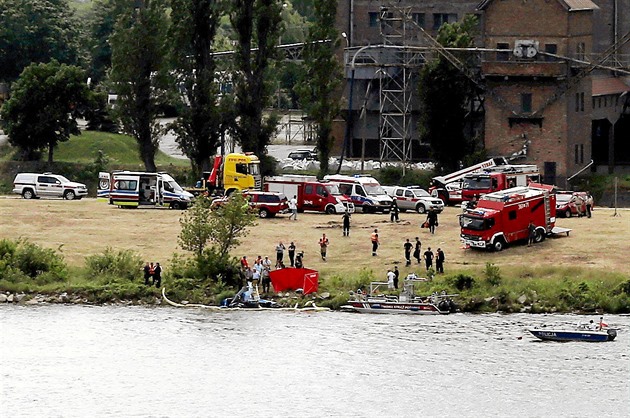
[0,239,67,283]
[375,166,433,187]
[484,262,502,287]
[450,274,475,291]
[85,247,143,281]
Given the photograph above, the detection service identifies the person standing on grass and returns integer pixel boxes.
[342,210,351,236]
[390,200,400,222]
[153,262,162,288]
[387,269,395,290]
[143,262,152,285]
[371,229,380,256]
[413,237,422,264]
[288,242,296,267]
[404,238,413,266]
[276,242,286,267]
[393,266,400,289]
[426,210,438,234]
[288,195,298,220]
[527,221,536,247]
[436,248,445,274]
[319,234,330,261]
[424,247,434,271]
[586,192,593,218]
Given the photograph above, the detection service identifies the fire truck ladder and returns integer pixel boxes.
[543,191,552,232]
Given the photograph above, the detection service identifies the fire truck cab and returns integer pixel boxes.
[459,183,556,251]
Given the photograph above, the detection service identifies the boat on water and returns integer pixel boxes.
[341,277,457,315]
[528,318,617,342]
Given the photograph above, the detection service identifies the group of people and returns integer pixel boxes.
[239,255,273,293]
[143,262,162,288]
[402,237,445,273]
[571,192,594,218]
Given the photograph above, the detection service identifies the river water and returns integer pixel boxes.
[1,305,628,418]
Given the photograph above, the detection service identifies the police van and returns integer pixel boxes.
[98,171,193,209]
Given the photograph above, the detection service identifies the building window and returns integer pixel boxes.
[544,44,557,61]
[496,42,510,61]
[576,42,586,61]
[580,92,585,111]
[369,12,378,28]
[580,144,584,164]
[412,13,425,28]
[575,145,579,164]
[521,93,532,113]
[575,144,584,164]
[433,13,457,30]
[575,92,584,112]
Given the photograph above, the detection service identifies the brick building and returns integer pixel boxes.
[334,0,630,184]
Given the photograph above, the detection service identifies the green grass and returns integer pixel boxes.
[56,131,189,166]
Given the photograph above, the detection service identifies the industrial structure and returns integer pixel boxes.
[335,0,630,186]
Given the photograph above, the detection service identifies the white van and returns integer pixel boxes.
[323,174,393,213]
[12,173,88,200]
[98,171,193,209]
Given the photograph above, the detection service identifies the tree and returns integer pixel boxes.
[0,0,84,83]
[297,0,342,178]
[418,15,479,173]
[230,0,283,172]
[1,61,91,162]
[178,194,256,258]
[168,0,224,176]
[109,0,170,172]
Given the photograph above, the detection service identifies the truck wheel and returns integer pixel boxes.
[363,205,373,214]
[325,205,336,215]
[171,201,182,210]
[259,208,270,218]
[64,190,76,200]
[416,203,426,214]
[565,209,571,218]
[22,189,35,199]
[493,238,506,252]
[534,229,545,243]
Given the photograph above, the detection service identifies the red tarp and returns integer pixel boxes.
[269,268,319,294]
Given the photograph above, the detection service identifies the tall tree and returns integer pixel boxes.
[85,0,129,83]
[1,61,91,162]
[418,15,479,173]
[168,0,224,175]
[297,0,342,178]
[109,0,169,172]
[0,0,84,83]
[230,0,282,170]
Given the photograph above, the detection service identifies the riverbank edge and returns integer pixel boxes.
[1,289,625,315]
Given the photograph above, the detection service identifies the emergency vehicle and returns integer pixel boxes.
[187,153,262,196]
[459,183,556,251]
[430,157,509,205]
[264,175,354,214]
[323,174,393,213]
[461,164,540,201]
[98,171,193,209]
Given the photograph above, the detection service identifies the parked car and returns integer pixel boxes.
[382,185,444,214]
[556,191,589,217]
[212,190,289,218]
[12,173,88,200]
[287,148,317,160]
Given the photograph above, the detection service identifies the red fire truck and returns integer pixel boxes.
[461,164,540,202]
[264,175,354,214]
[459,183,556,251]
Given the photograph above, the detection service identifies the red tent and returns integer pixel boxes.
[269,268,319,295]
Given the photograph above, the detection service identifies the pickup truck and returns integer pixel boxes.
[382,185,444,214]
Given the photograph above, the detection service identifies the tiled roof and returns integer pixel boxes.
[477,0,598,11]
[592,77,630,96]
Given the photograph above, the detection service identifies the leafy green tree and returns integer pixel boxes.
[418,15,479,173]
[208,193,257,258]
[1,61,92,162]
[297,0,342,178]
[178,198,215,256]
[0,0,84,83]
[109,0,170,172]
[168,0,224,176]
[230,0,283,171]
[85,0,129,83]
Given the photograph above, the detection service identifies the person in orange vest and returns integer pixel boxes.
[371,229,379,256]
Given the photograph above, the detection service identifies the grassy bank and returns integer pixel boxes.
[0,199,628,312]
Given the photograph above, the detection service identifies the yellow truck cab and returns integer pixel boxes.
[208,153,262,195]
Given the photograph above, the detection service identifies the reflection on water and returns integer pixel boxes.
[1,306,629,418]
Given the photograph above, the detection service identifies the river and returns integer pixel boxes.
[1,305,628,418]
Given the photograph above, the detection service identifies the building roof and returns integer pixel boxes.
[477,0,598,11]
[592,77,630,96]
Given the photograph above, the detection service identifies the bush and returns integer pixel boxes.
[85,247,143,281]
[484,263,502,287]
[0,239,67,284]
[450,274,475,291]
[375,166,433,187]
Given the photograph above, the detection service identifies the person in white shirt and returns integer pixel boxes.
[387,269,395,290]
[289,195,298,220]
